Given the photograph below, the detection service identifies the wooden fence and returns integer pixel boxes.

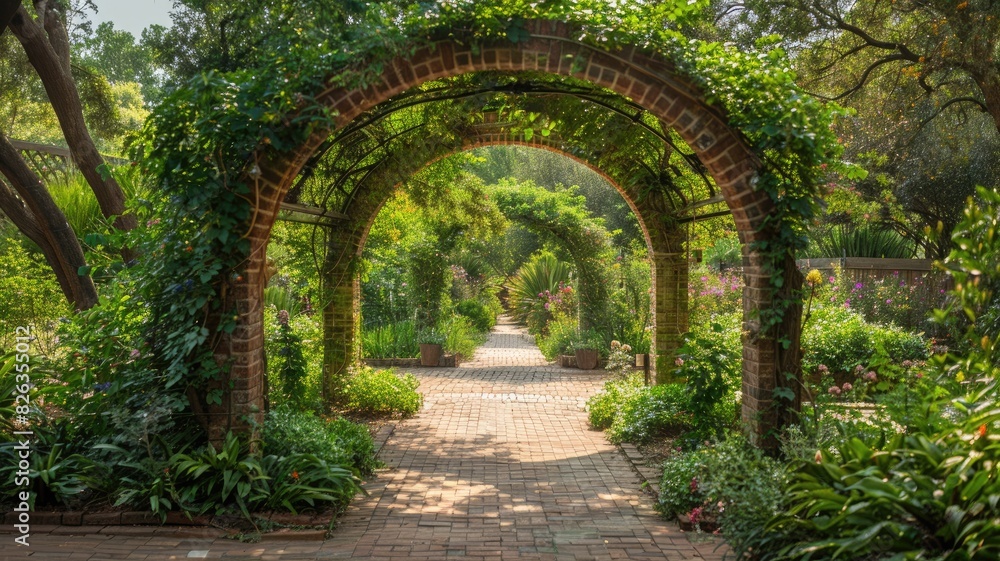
[795,257,951,294]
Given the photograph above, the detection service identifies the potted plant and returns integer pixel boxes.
[571,329,604,370]
[418,329,446,367]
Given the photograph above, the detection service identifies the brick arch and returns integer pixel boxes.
[222,19,795,447]
[314,135,692,402]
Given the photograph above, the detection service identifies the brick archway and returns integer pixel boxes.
[313,133,694,405]
[219,19,796,447]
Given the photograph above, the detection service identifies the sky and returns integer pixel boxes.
[88,0,174,38]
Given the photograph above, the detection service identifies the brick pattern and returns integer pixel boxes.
[324,319,728,560]
[216,18,788,446]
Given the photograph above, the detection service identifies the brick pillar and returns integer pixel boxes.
[321,228,361,409]
[739,249,803,450]
[205,266,266,448]
[650,225,688,384]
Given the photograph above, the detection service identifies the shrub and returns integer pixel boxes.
[342,367,422,417]
[744,187,1000,561]
[586,372,644,430]
[605,340,635,378]
[272,310,308,409]
[675,314,742,435]
[803,305,928,382]
[0,244,71,355]
[261,405,378,476]
[605,250,652,353]
[537,314,578,360]
[264,307,322,409]
[608,383,694,444]
[657,435,785,550]
[456,299,495,333]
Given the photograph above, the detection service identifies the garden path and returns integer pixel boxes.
[5,317,726,560]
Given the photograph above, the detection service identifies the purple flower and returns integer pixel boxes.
[277,309,290,326]
[130,349,141,360]
[855,282,864,290]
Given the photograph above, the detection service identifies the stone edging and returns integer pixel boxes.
[0,422,399,538]
[617,442,662,498]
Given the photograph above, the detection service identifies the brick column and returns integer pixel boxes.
[649,225,688,385]
[204,267,266,448]
[739,249,803,450]
[321,227,362,409]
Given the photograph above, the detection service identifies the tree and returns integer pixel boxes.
[77,21,161,104]
[0,2,142,308]
[704,1,1000,258]
[714,1,1000,133]
[143,0,369,81]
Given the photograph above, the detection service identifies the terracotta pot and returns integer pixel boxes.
[419,343,442,367]
[575,348,599,370]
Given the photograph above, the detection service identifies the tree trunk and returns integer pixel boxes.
[976,68,1000,137]
[8,5,138,242]
[0,134,97,309]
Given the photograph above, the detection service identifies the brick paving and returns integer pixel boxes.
[3,317,726,560]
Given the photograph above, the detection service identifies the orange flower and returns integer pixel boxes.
[291,471,300,480]
[978,424,987,438]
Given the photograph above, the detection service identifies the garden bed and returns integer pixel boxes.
[363,357,420,367]
[364,355,462,367]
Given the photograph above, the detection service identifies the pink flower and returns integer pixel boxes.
[828,386,842,396]
[690,477,699,493]
[828,276,835,283]
[689,506,703,524]
[130,349,141,359]
[842,383,852,392]
[817,364,829,373]
[864,371,877,382]
[675,357,684,367]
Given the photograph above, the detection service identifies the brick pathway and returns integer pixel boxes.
[3,317,725,560]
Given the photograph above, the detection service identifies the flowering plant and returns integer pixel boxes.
[605,340,634,377]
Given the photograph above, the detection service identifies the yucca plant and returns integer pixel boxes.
[813,225,917,259]
[508,253,573,331]
[264,285,304,316]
